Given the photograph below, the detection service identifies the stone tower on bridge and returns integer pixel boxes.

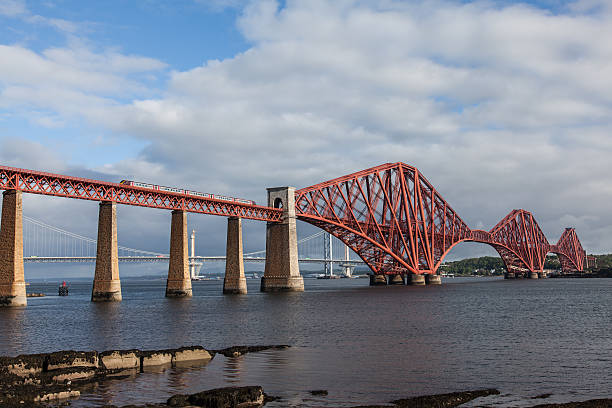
[260,187,304,292]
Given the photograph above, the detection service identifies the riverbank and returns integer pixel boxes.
[549,270,612,278]
[2,346,612,407]
[99,388,612,408]
[0,345,288,406]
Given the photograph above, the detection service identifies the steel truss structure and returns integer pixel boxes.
[0,163,587,276]
[551,228,586,272]
[295,162,587,276]
[0,166,282,222]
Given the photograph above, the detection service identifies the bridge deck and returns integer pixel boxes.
[0,165,281,222]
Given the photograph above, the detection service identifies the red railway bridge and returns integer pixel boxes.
[0,162,589,306]
[295,163,587,284]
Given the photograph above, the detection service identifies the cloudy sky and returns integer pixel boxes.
[0,0,611,276]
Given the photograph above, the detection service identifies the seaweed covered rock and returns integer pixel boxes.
[167,386,265,407]
[46,350,99,371]
[390,389,500,408]
[100,350,141,371]
[172,346,213,365]
[215,345,289,358]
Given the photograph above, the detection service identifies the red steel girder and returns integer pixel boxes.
[551,228,586,272]
[295,162,471,275]
[0,165,282,222]
[0,163,588,275]
[296,163,587,276]
[484,209,550,273]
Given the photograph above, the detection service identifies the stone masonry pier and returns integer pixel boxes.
[166,210,192,298]
[0,190,26,307]
[223,217,247,294]
[91,201,122,302]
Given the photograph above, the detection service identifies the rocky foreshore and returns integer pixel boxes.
[348,389,501,408]
[0,345,286,406]
[3,348,612,408]
[213,345,289,358]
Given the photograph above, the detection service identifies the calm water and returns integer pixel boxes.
[1,276,611,407]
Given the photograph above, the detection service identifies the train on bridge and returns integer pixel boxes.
[119,180,256,205]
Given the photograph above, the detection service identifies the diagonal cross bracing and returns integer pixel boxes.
[1,163,587,275]
[0,165,282,222]
[295,162,586,276]
[295,163,471,275]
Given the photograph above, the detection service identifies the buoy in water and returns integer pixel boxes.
[58,281,69,296]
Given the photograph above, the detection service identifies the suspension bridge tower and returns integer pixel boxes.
[324,232,334,276]
[189,229,196,279]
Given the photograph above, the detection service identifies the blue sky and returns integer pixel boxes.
[1,0,611,275]
[0,0,251,166]
[0,1,249,66]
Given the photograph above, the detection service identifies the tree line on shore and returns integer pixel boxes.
[350,253,612,276]
[439,254,612,276]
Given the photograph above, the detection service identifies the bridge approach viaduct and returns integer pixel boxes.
[0,163,588,306]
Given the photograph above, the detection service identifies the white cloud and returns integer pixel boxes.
[0,45,165,94]
[24,14,81,33]
[0,0,89,34]
[195,0,250,12]
[0,0,26,17]
[0,138,67,172]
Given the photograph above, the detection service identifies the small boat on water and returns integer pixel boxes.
[58,281,69,296]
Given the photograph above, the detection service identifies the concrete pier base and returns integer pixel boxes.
[223,217,247,295]
[369,274,388,285]
[261,187,304,292]
[539,272,547,279]
[504,272,515,279]
[425,274,442,285]
[389,274,404,285]
[92,202,122,302]
[409,274,426,285]
[166,210,192,298]
[0,190,26,307]
[528,272,539,279]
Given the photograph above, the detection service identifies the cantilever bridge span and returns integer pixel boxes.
[0,162,589,307]
[0,163,587,278]
[295,162,586,277]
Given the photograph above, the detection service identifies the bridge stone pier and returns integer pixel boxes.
[166,210,192,298]
[370,273,441,286]
[261,187,304,292]
[223,217,247,294]
[92,201,122,302]
[409,274,426,285]
[369,274,387,285]
[0,190,26,307]
[425,274,442,285]
[389,274,404,285]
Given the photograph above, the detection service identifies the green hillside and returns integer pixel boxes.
[439,256,504,276]
[439,253,611,275]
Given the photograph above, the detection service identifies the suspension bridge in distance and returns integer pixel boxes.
[21,215,363,278]
[0,162,591,307]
